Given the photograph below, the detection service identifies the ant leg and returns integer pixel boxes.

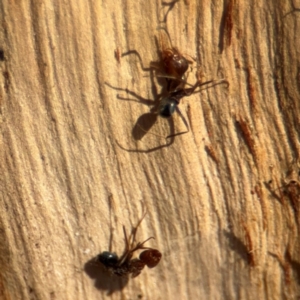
[121,50,151,72]
[183,78,229,96]
[129,211,148,248]
[118,212,149,265]
[130,237,155,253]
[117,226,131,265]
[126,212,152,254]
[196,78,229,92]
[186,79,215,95]
[107,194,114,252]
[166,106,189,139]
[156,76,226,95]
[105,82,155,107]
[117,51,160,100]
[117,211,148,265]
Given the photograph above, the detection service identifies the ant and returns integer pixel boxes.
[108,25,228,140]
[151,27,228,136]
[97,213,162,278]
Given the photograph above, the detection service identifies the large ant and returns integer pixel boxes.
[97,213,162,278]
[151,27,228,135]
[108,23,228,141]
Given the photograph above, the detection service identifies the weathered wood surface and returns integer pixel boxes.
[1,0,300,299]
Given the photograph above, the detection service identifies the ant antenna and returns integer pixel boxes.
[157,26,173,49]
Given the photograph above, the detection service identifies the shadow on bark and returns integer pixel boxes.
[84,257,129,295]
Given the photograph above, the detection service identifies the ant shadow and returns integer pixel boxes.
[159,0,180,23]
[223,230,252,266]
[263,180,284,205]
[283,1,300,18]
[223,230,251,264]
[290,257,300,285]
[84,257,129,295]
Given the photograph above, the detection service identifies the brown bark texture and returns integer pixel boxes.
[0,0,300,299]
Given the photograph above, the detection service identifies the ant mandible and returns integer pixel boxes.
[97,212,162,278]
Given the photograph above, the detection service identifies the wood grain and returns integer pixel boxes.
[1,0,300,299]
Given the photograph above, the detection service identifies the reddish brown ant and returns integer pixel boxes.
[151,27,228,136]
[97,213,162,278]
[107,23,228,140]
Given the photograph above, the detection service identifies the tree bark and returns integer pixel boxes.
[1,0,300,299]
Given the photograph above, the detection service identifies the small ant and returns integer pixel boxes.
[97,213,162,278]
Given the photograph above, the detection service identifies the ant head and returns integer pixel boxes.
[97,251,119,267]
[163,49,189,79]
[139,249,162,268]
[159,96,178,118]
